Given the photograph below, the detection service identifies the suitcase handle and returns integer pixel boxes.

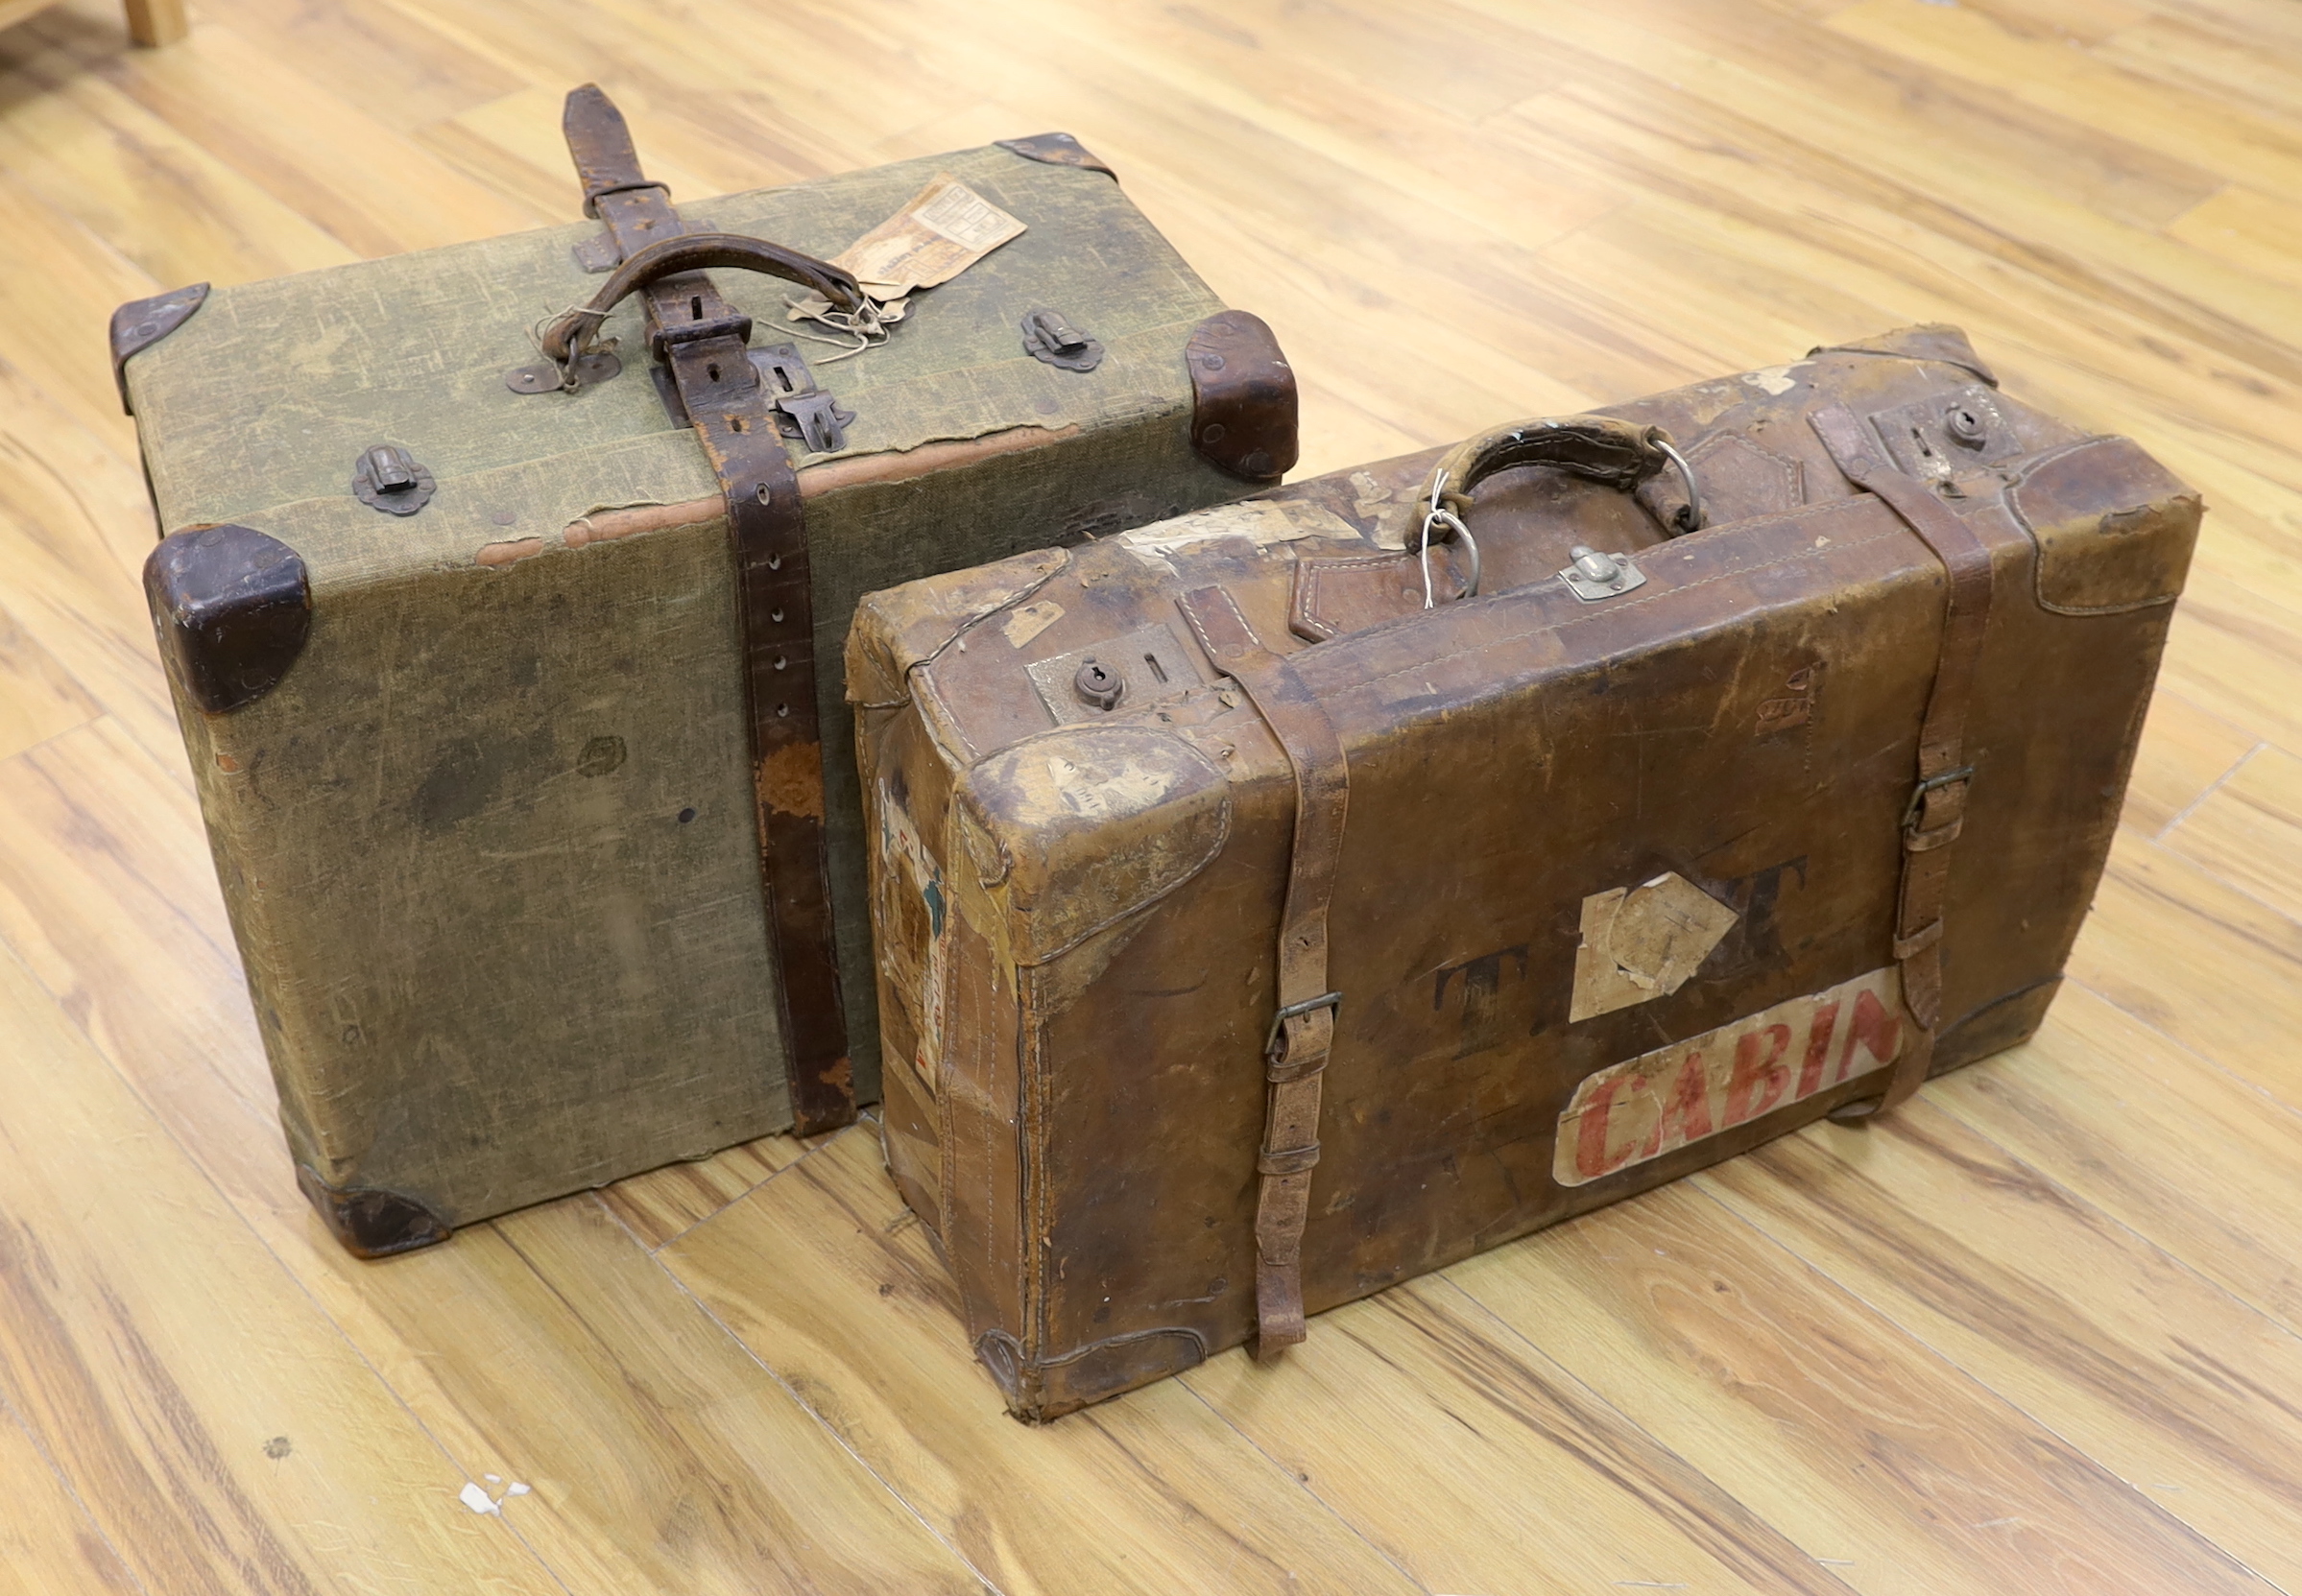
[537,232,866,370]
[1412,416,1701,542]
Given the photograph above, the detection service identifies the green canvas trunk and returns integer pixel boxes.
[123,88,1292,1256]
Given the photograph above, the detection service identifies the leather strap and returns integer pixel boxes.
[1810,404,1996,1120]
[1177,586,1349,1357]
[563,85,855,1133]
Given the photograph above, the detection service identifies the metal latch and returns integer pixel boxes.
[644,341,855,454]
[752,343,853,454]
[1021,307,1105,372]
[351,444,436,515]
[1558,545,1646,601]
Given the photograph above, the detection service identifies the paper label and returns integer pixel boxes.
[1554,966,1904,1187]
[1117,499,1356,568]
[831,174,1026,296]
[1568,872,1739,1022]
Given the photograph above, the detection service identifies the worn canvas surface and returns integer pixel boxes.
[132,144,1244,1226]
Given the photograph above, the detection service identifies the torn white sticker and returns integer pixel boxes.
[1119,499,1355,568]
[1740,364,1805,397]
[459,1482,499,1515]
[831,173,1025,296]
[1003,599,1065,649]
[1556,966,1904,1185]
[1569,872,1738,1023]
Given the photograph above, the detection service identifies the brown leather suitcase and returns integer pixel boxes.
[848,325,2200,1419]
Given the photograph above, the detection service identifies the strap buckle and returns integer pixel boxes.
[1265,989,1342,1063]
[1902,765,1975,836]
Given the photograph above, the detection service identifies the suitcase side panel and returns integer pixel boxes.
[179,496,784,1228]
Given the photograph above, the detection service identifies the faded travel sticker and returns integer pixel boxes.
[1554,966,1904,1187]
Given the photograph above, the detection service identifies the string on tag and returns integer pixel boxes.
[783,288,909,365]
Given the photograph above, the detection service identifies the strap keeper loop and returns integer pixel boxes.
[1893,918,1945,961]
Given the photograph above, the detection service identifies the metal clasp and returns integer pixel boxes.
[751,343,853,454]
[1558,544,1647,601]
[1021,307,1105,371]
[1902,765,1975,833]
[1265,990,1342,1063]
[351,444,436,514]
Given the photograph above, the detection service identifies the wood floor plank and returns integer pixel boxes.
[0,1404,140,1596]
[1703,1095,2302,1587]
[0,717,992,1595]
[597,1131,816,1251]
[2121,692,2261,836]
[661,1127,1430,1596]
[0,941,565,1596]
[2068,823,2302,1109]
[0,29,356,291]
[0,369,194,792]
[52,16,555,255]
[1447,1182,2270,1594]
[1827,0,2302,207]
[429,1196,987,1596]
[0,602,101,763]
[1931,982,2302,1341]
[2161,743,2302,920]
[1183,1278,1857,1595]
[0,175,156,457]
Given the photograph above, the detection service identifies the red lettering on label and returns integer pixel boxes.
[1641,1051,1714,1161]
[1725,1023,1793,1126]
[1573,1072,1644,1182]
[1836,987,1901,1084]
[1794,1001,1841,1099]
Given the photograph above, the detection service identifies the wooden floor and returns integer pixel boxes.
[6,0,2302,1590]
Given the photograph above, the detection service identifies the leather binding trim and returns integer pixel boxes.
[111,282,209,415]
[1187,311,1299,483]
[563,83,855,1133]
[143,524,312,713]
[294,1164,451,1259]
[994,131,1117,180]
[1810,403,1998,1120]
[1176,585,1348,1358]
[1808,325,2000,389]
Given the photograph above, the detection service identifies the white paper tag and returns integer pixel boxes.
[831,174,1026,296]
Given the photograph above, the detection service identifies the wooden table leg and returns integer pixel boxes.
[124,0,186,45]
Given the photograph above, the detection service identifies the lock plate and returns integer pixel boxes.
[1870,384,2023,483]
[1026,623,1201,726]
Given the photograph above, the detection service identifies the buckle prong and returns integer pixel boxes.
[1265,990,1342,1060]
[1903,765,1976,832]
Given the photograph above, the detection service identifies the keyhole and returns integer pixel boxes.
[1144,653,1167,684]
[690,296,705,320]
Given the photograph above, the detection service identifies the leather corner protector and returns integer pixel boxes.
[110,283,209,415]
[144,524,312,713]
[295,1164,451,1259]
[1187,310,1298,483]
[994,132,1116,180]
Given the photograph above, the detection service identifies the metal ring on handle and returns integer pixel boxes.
[1415,467,1482,609]
[1651,434,1704,533]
